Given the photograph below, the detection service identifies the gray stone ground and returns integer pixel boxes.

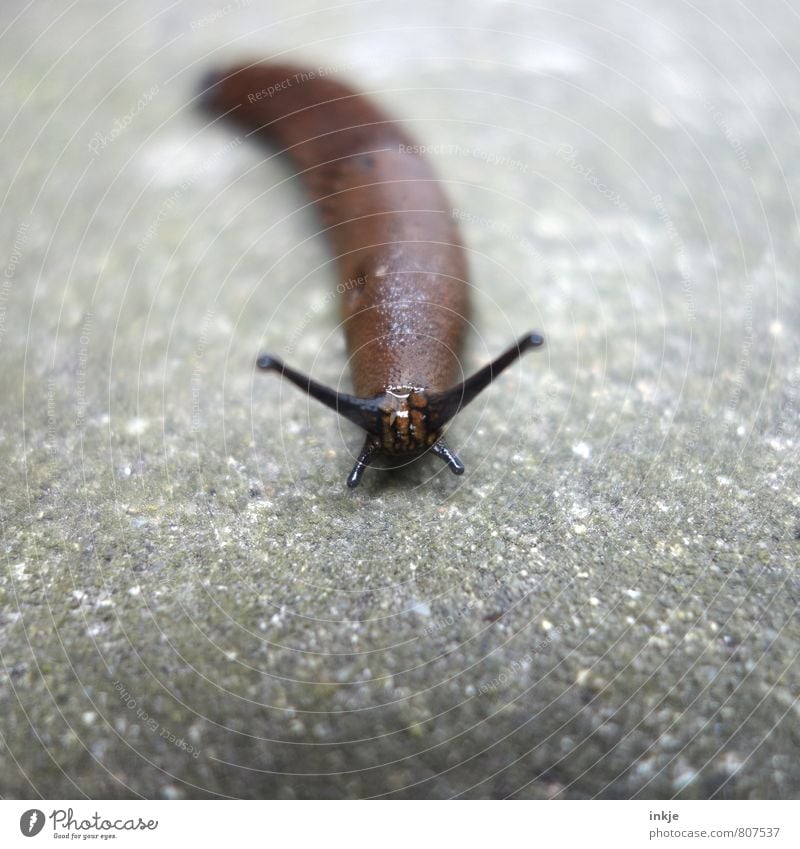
[1,0,798,799]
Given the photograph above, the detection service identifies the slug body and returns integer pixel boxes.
[201,63,543,486]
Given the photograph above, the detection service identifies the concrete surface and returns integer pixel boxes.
[0,0,798,798]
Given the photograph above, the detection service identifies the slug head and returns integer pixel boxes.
[256,332,544,487]
[339,386,464,488]
[376,388,439,454]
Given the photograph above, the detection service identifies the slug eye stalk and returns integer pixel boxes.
[257,332,544,487]
[256,354,383,434]
[423,333,544,430]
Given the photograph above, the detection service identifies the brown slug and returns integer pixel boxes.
[200,63,543,487]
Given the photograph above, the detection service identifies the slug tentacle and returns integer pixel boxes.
[346,436,380,488]
[431,438,465,476]
[256,354,382,434]
[425,333,545,430]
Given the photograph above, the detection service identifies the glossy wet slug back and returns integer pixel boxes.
[200,63,544,486]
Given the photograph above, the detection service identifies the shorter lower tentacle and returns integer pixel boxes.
[346,436,380,488]
[431,438,465,476]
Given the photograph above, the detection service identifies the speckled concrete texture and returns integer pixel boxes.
[0,0,798,799]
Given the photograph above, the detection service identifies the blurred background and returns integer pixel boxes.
[0,0,797,798]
